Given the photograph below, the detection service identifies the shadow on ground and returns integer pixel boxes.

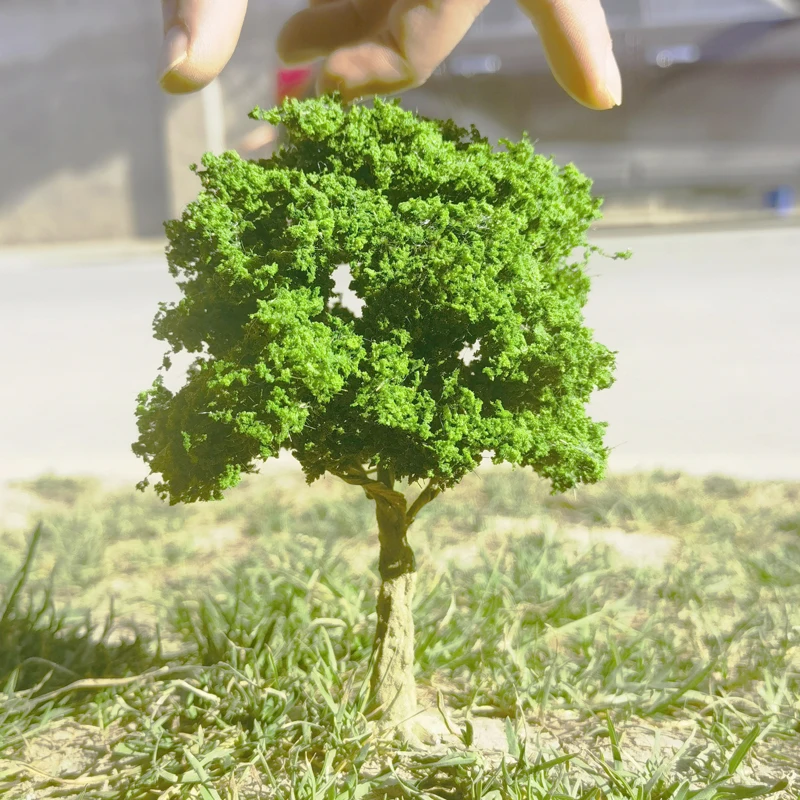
[0,523,161,694]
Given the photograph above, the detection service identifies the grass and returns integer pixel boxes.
[0,465,799,798]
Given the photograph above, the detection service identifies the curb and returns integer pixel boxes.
[596,208,800,235]
[0,239,166,269]
[1,212,798,265]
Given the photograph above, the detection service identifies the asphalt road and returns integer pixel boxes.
[1,223,799,489]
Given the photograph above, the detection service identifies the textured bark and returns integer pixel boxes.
[368,469,421,745]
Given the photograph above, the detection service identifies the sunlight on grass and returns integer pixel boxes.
[0,467,798,798]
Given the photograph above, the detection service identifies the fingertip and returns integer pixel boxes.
[316,68,368,104]
[158,38,219,95]
[159,0,247,94]
[575,49,621,109]
[519,0,621,110]
[160,66,210,94]
[158,25,200,93]
[316,45,416,104]
[547,50,622,110]
[605,49,623,107]
[572,86,619,111]
[159,58,217,93]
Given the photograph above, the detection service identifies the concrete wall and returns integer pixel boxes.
[2,0,799,245]
[0,0,286,245]
[1,1,167,243]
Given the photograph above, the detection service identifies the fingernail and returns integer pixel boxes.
[605,48,622,106]
[159,25,192,90]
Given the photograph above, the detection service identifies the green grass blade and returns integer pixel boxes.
[1,522,45,625]
[645,661,718,716]
[725,724,760,776]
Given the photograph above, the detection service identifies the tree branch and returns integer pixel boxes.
[406,479,441,525]
[343,461,370,479]
[333,465,407,513]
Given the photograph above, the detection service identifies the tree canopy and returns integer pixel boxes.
[133,95,620,505]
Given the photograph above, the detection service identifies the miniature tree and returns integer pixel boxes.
[133,95,620,746]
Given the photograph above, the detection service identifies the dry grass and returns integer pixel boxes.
[1,465,799,798]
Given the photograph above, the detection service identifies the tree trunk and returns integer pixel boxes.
[368,470,421,746]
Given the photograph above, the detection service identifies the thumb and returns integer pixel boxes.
[160,0,249,93]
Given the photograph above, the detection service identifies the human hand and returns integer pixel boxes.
[159,0,621,110]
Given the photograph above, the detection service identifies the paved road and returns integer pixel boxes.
[1,224,799,490]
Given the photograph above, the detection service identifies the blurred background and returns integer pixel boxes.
[1,0,800,488]
[2,0,800,243]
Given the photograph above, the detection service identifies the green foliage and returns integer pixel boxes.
[133,95,621,504]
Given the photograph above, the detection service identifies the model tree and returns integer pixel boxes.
[133,95,620,746]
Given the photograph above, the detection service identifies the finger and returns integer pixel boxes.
[518,0,621,109]
[160,0,249,93]
[313,0,490,102]
[277,0,395,65]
